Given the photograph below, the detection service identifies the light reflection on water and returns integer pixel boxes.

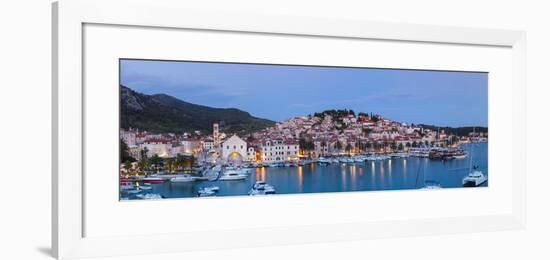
[131,143,487,199]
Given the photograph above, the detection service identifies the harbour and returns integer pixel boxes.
[120,142,487,200]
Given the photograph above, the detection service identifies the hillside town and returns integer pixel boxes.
[120,109,487,167]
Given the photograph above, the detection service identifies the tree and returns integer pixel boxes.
[365,142,372,151]
[357,141,364,152]
[299,137,307,154]
[123,160,133,175]
[451,135,459,145]
[398,143,404,151]
[335,140,343,151]
[149,154,163,172]
[137,159,148,174]
[345,143,353,155]
[362,128,372,136]
[140,147,149,161]
[120,139,135,163]
[165,158,175,174]
[390,141,397,151]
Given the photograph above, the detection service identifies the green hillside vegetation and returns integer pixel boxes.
[120,85,275,135]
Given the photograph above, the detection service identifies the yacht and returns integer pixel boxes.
[339,157,354,163]
[205,186,220,192]
[317,157,330,166]
[462,168,487,187]
[219,170,247,181]
[353,156,366,163]
[197,189,216,197]
[249,181,276,195]
[390,152,409,158]
[136,193,163,200]
[453,151,468,159]
[317,157,330,163]
[421,180,443,190]
[462,130,487,187]
[120,183,134,191]
[170,174,195,183]
[138,185,152,191]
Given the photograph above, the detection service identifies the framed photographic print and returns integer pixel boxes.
[53,0,526,259]
[118,59,489,200]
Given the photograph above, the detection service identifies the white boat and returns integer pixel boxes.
[138,186,152,191]
[136,193,163,200]
[339,157,354,163]
[198,190,216,197]
[249,181,276,195]
[253,181,274,190]
[454,153,467,159]
[205,186,220,192]
[421,180,443,190]
[391,153,409,158]
[126,189,141,194]
[462,129,487,187]
[197,185,220,197]
[120,183,134,190]
[462,169,487,187]
[318,157,330,164]
[353,156,366,163]
[219,170,247,181]
[170,174,195,183]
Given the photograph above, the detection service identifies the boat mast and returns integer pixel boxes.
[468,127,475,172]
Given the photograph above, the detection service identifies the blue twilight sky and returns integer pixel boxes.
[120,59,488,127]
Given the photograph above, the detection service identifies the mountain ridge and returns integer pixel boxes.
[120,85,275,135]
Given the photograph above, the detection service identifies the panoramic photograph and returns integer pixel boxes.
[119,59,488,200]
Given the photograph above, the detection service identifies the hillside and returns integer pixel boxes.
[120,85,275,135]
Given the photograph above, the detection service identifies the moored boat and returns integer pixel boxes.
[249,181,276,195]
[170,174,195,183]
[462,168,487,187]
[142,176,165,183]
[219,170,247,181]
[136,193,163,200]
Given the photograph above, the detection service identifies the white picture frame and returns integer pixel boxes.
[52,0,526,259]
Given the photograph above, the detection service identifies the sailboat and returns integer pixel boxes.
[421,162,442,190]
[415,159,442,190]
[462,128,487,187]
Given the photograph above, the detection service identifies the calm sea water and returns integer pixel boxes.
[127,142,487,199]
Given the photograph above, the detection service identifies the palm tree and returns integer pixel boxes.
[137,159,148,175]
[140,147,149,161]
[123,160,133,175]
[335,140,343,152]
[320,141,327,156]
[165,158,175,174]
